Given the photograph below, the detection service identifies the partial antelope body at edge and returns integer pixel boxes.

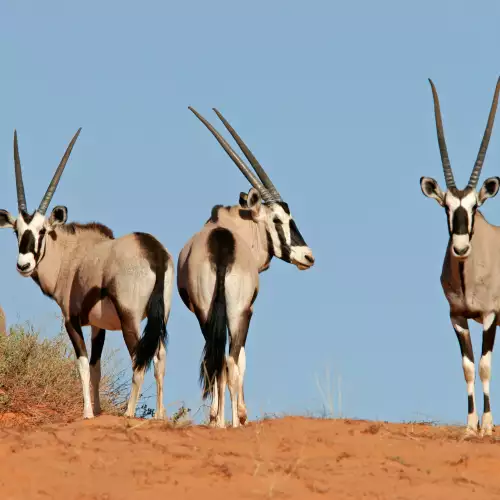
[0,129,174,420]
[421,76,500,437]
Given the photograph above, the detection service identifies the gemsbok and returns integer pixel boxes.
[178,107,315,428]
[421,77,500,436]
[0,129,174,420]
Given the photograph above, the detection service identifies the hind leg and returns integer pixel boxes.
[237,346,248,426]
[153,341,166,419]
[480,313,497,437]
[226,304,253,428]
[236,307,253,426]
[90,327,106,416]
[209,376,219,423]
[215,367,227,428]
[153,264,173,420]
[116,309,144,418]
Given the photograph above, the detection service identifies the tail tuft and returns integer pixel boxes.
[199,284,227,398]
[133,232,169,371]
[134,290,167,371]
[199,228,234,398]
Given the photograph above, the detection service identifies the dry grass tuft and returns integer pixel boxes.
[0,322,132,425]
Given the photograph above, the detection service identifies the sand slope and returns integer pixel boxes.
[0,415,499,499]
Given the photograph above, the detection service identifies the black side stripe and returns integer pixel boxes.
[275,224,291,262]
[459,262,466,297]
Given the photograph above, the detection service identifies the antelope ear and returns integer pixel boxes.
[0,210,15,228]
[48,205,68,226]
[420,177,445,206]
[245,187,263,215]
[478,176,500,205]
[239,192,248,207]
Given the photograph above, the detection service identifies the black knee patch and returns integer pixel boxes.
[484,394,491,414]
[468,394,475,414]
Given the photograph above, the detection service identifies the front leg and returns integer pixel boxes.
[451,314,478,435]
[480,312,497,437]
[66,317,94,419]
[90,327,106,416]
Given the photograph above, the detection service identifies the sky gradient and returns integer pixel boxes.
[1,0,500,424]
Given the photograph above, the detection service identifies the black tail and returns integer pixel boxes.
[199,228,235,399]
[133,232,169,371]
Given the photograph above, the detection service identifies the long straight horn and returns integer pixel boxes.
[212,108,282,201]
[38,128,81,215]
[468,77,500,189]
[188,107,273,200]
[13,130,27,212]
[428,79,456,189]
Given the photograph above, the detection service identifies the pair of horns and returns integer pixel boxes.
[14,128,81,215]
[430,77,500,190]
[188,107,282,203]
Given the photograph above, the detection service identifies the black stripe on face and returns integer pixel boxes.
[36,229,46,260]
[444,204,452,235]
[452,206,469,235]
[289,219,307,247]
[19,228,46,262]
[275,224,291,262]
[276,201,290,215]
[264,229,274,268]
[19,230,36,255]
[21,211,35,224]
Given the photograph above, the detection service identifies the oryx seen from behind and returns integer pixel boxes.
[178,108,315,428]
[0,130,174,420]
[421,77,500,436]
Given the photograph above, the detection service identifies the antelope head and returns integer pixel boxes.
[0,129,81,276]
[189,107,315,270]
[421,79,500,259]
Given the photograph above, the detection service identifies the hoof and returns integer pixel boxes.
[154,409,166,420]
[209,418,225,429]
[464,426,478,438]
[480,413,494,437]
[480,425,494,437]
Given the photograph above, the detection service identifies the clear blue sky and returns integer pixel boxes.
[1,0,499,425]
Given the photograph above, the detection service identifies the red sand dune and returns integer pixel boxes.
[0,415,499,499]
